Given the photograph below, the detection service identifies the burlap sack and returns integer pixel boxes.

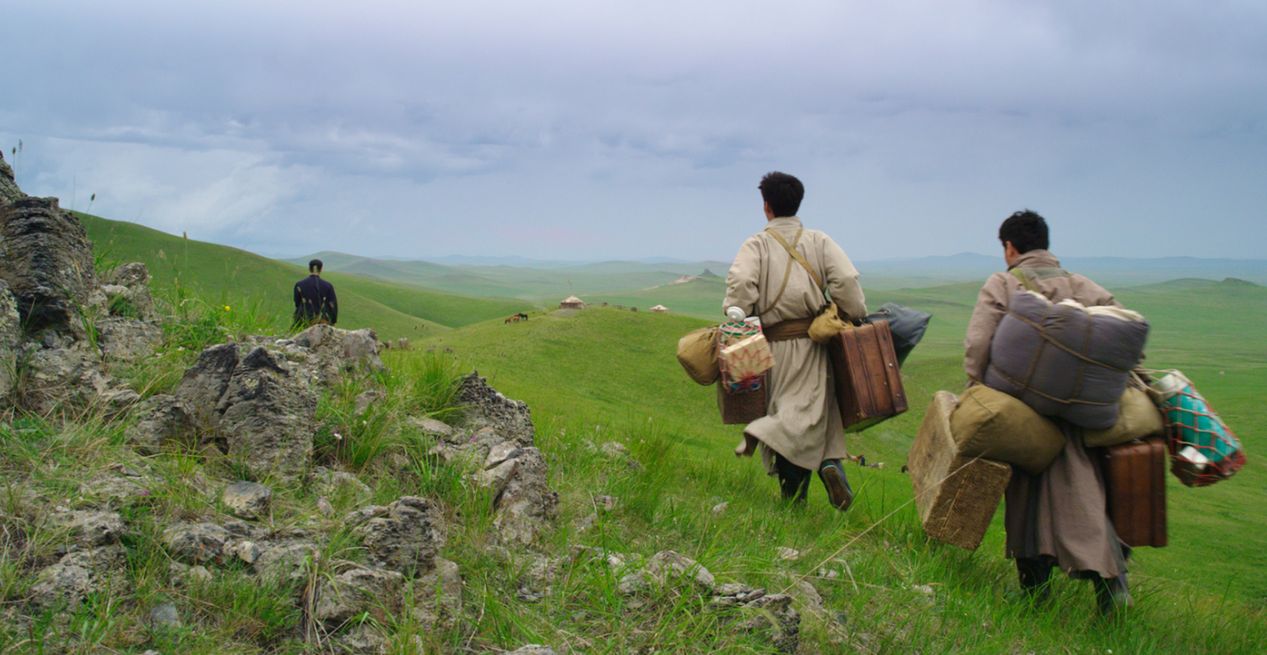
[950,385,1065,475]
[676,326,719,385]
[1084,387,1165,448]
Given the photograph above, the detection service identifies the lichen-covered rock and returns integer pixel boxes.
[124,394,196,454]
[276,324,383,387]
[176,342,239,432]
[102,262,157,320]
[0,150,22,206]
[739,593,800,654]
[49,509,125,547]
[312,466,373,501]
[0,196,97,336]
[222,481,272,520]
[457,373,536,446]
[331,625,389,655]
[17,343,139,415]
[162,522,231,564]
[411,557,463,630]
[254,540,318,583]
[29,545,127,609]
[95,316,162,363]
[0,281,19,408]
[619,550,716,596]
[349,496,444,576]
[313,565,404,625]
[491,447,558,545]
[216,347,317,483]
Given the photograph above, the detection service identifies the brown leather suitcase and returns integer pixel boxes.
[1102,437,1168,548]
[717,375,768,425]
[828,320,908,432]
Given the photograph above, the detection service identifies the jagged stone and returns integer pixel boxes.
[162,522,230,564]
[0,150,22,206]
[78,469,150,507]
[124,394,196,454]
[102,262,157,320]
[312,466,373,501]
[17,343,139,415]
[409,415,454,439]
[620,550,716,596]
[491,447,558,545]
[95,317,161,362]
[411,557,462,630]
[168,562,212,587]
[222,481,272,520]
[516,555,557,603]
[349,496,444,576]
[0,281,19,408]
[176,342,239,432]
[331,625,388,655]
[253,540,318,583]
[217,347,317,482]
[456,373,535,446]
[49,509,125,547]
[313,565,404,626]
[234,540,262,565]
[0,196,97,336]
[29,545,126,609]
[281,324,383,386]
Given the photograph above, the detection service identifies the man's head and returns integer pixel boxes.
[998,210,1049,265]
[309,259,324,275]
[759,171,804,219]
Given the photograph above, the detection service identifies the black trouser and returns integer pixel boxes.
[775,453,811,503]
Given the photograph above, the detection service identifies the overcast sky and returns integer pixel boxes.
[3,1,1264,262]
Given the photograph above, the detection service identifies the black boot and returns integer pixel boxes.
[818,459,855,512]
[1095,575,1133,617]
[775,453,810,504]
[1017,557,1053,603]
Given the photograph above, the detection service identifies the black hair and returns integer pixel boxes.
[759,171,804,218]
[309,259,324,274]
[998,210,1049,253]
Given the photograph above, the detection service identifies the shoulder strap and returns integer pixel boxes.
[1010,268,1039,292]
[756,227,802,317]
[766,227,827,295]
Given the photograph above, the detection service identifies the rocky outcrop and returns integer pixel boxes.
[0,150,21,206]
[348,496,444,576]
[0,281,19,408]
[222,481,272,520]
[176,342,240,432]
[124,394,196,454]
[17,343,140,415]
[313,565,405,626]
[101,262,157,321]
[281,324,383,385]
[457,373,536,446]
[218,347,317,483]
[0,196,97,337]
[483,446,558,545]
[29,545,127,610]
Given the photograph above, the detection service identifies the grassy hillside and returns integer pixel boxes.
[79,214,533,339]
[419,296,1265,651]
[292,252,730,302]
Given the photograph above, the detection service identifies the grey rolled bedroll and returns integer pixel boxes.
[984,290,1149,430]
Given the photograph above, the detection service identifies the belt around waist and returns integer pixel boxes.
[764,317,814,342]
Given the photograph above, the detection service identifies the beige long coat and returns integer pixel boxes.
[964,249,1127,578]
[724,216,867,474]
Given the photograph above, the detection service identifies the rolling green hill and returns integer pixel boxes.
[417,297,1265,650]
[79,214,534,339]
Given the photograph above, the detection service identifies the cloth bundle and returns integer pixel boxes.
[718,318,771,393]
[1083,386,1165,447]
[985,291,1149,430]
[950,385,1065,475]
[866,303,931,366]
[1151,370,1246,486]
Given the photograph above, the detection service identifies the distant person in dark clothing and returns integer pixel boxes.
[293,259,337,327]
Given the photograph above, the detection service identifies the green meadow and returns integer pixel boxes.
[5,213,1262,653]
[79,213,533,338]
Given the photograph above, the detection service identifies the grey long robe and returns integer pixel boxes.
[964,249,1126,579]
[724,216,867,473]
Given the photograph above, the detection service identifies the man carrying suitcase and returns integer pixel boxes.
[723,172,868,509]
[964,210,1132,616]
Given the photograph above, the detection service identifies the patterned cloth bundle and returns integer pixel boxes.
[1150,370,1246,486]
[718,319,773,393]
